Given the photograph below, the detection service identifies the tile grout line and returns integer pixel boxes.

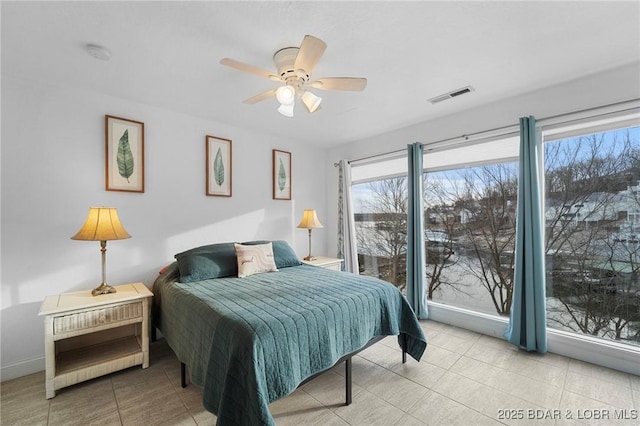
[162,362,199,424]
[109,376,125,426]
[553,360,571,426]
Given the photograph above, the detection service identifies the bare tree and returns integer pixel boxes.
[423,176,462,299]
[356,177,408,289]
[356,175,464,296]
[453,164,519,315]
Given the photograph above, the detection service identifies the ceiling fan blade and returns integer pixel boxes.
[220,58,280,82]
[309,77,367,91]
[294,35,327,74]
[243,88,277,104]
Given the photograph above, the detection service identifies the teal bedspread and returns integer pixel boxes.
[154,263,426,426]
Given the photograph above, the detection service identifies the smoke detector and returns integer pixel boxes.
[85,44,112,61]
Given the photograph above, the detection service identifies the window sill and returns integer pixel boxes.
[427,301,640,375]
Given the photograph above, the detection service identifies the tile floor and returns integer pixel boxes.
[1,320,639,425]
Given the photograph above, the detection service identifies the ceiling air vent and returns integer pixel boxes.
[428,86,474,104]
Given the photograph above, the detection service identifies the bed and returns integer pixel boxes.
[152,240,426,426]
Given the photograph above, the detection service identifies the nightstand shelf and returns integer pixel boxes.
[39,282,152,398]
[301,256,343,271]
[56,335,142,375]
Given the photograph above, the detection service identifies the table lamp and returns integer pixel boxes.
[297,209,323,261]
[71,207,131,296]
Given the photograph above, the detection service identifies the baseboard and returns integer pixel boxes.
[547,328,640,375]
[1,356,45,382]
[427,301,640,376]
[427,301,509,338]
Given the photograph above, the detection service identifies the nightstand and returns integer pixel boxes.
[38,282,153,398]
[301,256,344,271]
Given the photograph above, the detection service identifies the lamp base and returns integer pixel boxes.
[91,283,117,296]
[303,255,317,261]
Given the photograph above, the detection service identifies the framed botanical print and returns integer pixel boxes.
[272,149,291,200]
[105,115,145,192]
[206,135,232,197]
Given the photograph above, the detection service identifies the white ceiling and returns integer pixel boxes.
[3,1,639,148]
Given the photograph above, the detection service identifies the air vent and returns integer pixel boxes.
[428,86,474,104]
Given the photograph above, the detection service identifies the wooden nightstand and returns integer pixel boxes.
[301,256,344,271]
[38,282,153,399]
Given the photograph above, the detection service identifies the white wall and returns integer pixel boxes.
[324,62,640,255]
[4,62,638,381]
[0,75,328,380]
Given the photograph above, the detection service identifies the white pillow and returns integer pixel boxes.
[234,242,279,278]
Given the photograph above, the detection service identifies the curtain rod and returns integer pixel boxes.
[334,98,639,167]
[333,148,406,167]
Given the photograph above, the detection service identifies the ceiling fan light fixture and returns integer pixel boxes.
[276,85,296,105]
[277,102,295,117]
[301,91,322,113]
[220,35,367,114]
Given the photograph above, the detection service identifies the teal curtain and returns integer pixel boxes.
[406,142,428,319]
[505,116,547,352]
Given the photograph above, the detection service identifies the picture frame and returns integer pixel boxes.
[272,149,291,200]
[105,115,145,192]
[206,135,232,197]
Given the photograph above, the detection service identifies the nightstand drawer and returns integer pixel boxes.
[54,301,143,335]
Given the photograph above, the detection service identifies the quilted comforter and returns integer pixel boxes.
[153,263,426,425]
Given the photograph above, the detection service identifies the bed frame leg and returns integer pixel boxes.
[402,334,407,364]
[345,357,352,405]
[181,362,187,388]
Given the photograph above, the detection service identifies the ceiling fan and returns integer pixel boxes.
[220,35,367,117]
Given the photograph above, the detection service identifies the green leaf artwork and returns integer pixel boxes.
[214,147,225,186]
[117,129,134,183]
[278,158,287,192]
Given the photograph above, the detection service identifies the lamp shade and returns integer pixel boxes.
[301,91,322,113]
[277,102,295,117]
[297,209,324,229]
[71,207,131,241]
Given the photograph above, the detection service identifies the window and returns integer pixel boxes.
[544,125,640,346]
[352,135,521,314]
[353,177,408,289]
[424,162,519,316]
[349,103,640,371]
[350,106,639,348]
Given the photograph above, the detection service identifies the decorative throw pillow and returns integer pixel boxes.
[234,242,279,278]
[242,240,302,268]
[174,242,238,282]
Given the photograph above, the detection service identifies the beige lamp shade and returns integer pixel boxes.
[71,207,131,241]
[301,91,322,113]
[297,209,324,229]
[297,209,323,261]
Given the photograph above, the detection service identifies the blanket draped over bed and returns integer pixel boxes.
[154,263,426,426]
